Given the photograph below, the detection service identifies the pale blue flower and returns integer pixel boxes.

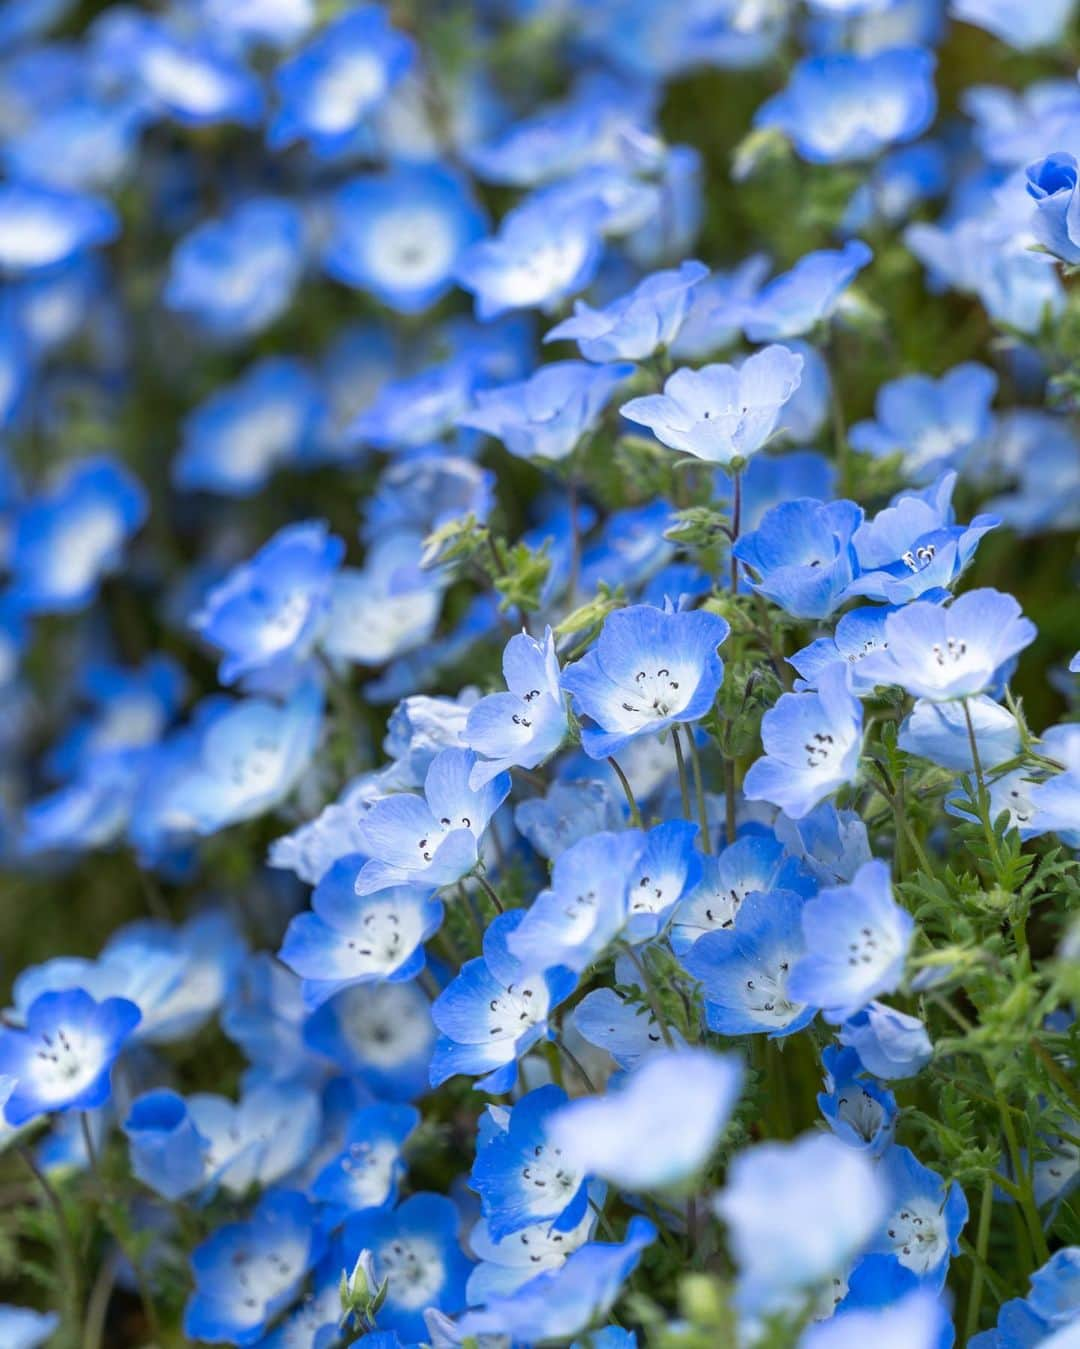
[546,260,707,362]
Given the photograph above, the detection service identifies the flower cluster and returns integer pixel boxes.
[0,2,1077,1348]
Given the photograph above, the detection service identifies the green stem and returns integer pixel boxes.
[18,1145,81,1339]
[964,1174,994,1344]
[673,727,692,821]
[608,756,643,827]
[729,467,742,594]
[474,872,504,914]
[558,1040,598,1094]
[686,732,712,854]
[995,1092,1049,1267]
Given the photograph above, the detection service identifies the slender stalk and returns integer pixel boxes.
[83,1251,119,1349]
[558,1040,599,1094]
[617,942,675,1048]
[474,872,504,914]
[729,467,742,594]
[995,1092,1050,1267]
[686,732,712,854]
[964,1174,994,1344]
[607,756,643,826]
[18,1145,81,1337]
[672,727,692,821]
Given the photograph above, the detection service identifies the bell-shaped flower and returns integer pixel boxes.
[818,1046,897,1158]
[869,1146,968,1288]
[734,498,862,620]
[464,628,568,788]
[838,1002,932,1080]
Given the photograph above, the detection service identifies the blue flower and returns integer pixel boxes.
[571,986,685,1069]
[951,0,1076,50]
[682,889,817,1039]
[620,344,803,465]
[125,18,264,127]
[578,500,675,595]
[733,497,862,619]
[818,1045,897,1157]
[743,664,864,820]
[515,777,625,860]
[898,694,1021,772]
[561,604,730,759]
[10,456,146,614]
[198,0,314,49]
[353,747,509,893]
[343,1193,472,1341]
[349,357,479,451]
[270,5,415,156]
[856,588,1038,700]
[184,1191,326,1347]
[174,357,325,496]
[257,1245,350,1349]
[464,628,568,787]
[800,1287,953,1349]
[849,363,998,483]
[714,1132,888,1315]
[742,241,873,342]
[192,521,344,689]
[670,254,771,360]
[187,1081,322,1195]
[466,1189,601,1304]
[430,910,576,1094]
[123,1089,211,1201]
[455,198,603,320]
[322,533,444,668]
[0,183,118,275]
[545,260,707,362]
[325,165,486,313]
[1028,1247,1080,1327]
[548,1047,744,1191]
[839,1002,932,1079]
[845,472,998,604]
[0,988,140,1126]
[459,359,634,463]
[455,1217,655,1344]
[471,1084,590,1240]
[304,979,436,1100]
[311,1102,419,1215]
[3,98,141,194]
[366,451,494,539]
[164,198,305,342]
[870,1146,968,1287]
[755,48,936,163]
[279,855,442,1007]
[1025,152,1080,266]
[787,860,914,1023]
[790,606,899,697]
[0,1306,59,1349]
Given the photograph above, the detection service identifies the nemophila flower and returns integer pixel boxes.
[842,140,950,235]
[455,1217,655,1344]
[669,832,814,955]
[349,358,478,452]
[196,0,314,48]
[467,1188,601,1304]
[856,589,1037,701]
[845,473,998,605]
[124,19,264,128]
[790,606,898,697]
[311,1102,419,1215]
[578,499,675,595]
[622,818,703,941]
[515,778,626,860]
[670,254,771,360]
[0,1307,59,1349]
[343,1194,472,1341]
[898,694,1021,772]
[174,357,324,497]
[839,1002,932,1080]
[163,198,305,342]
[4,98,141,194]
[870,1146,968,1287]
[950,765,1040,837]
[464,628,568,788]
[187,1081,322,1195]
[561,604,729,759]
[192,521,344,689]
[123,1089,211,1201]
[548,1048,743,1192]
[430,910,576,1094]
[10,456,146,614]
[324,166,486,313]
[545,259,707,362]
[715,1132,888,1316]
[800,1287,953,1349]
[682,889,816,1039]
[382,691,477,785]
[366,452,495,541]
[951,0,1075,50]
[571,986,685,1070]
[0,989,140,1127]
[787,860,914,1023]
[352,747,509,894]
[755,48,936,163]
[620,344,803,466]
[818,1045,897,1157]
[742,241,872,342]
[1028,766,1080,849]
[304,979,436,1100]
[184,1190,326,1346]
[1025,152,1080,266]
[743,664,864,820]
[321,533,443,668]
[455,198,603,320]
[733,498,862,620]
[0,183,118,276]
[256,1245,349,1349]
[849,363,998,483]
[470,1084,589,1240]
[459,359,633,464]
[269,5,415,156]
[279,855,442,1008]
